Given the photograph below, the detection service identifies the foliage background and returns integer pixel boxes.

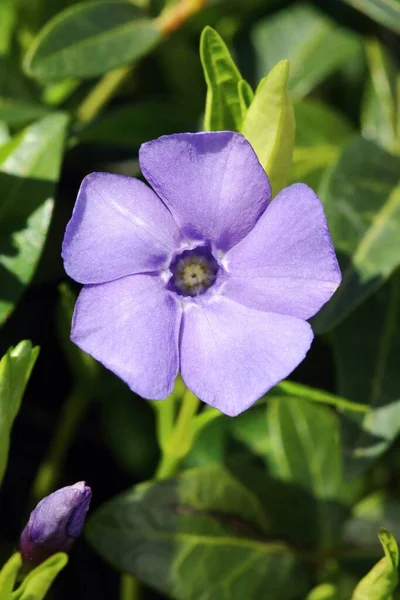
[0,0,400,598]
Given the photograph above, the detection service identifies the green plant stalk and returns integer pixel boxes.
[31,386,92,502]
[76,66,132,124]
[120,573,141,600]
[155,388,200,480]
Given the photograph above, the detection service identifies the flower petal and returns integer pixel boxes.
[180,297,313,416]
[139,132,271,251]
[224,183,341,320]
[62,172,182,284]
[71,274,182,399]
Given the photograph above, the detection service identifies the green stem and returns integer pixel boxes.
[120,573,141,600]
[155,450,181,481]
[155,389,200,480]
[169,389,200,453]
[31,387,91,502]
[76,66,132,124]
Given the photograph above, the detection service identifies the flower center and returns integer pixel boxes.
[168,245,219,297]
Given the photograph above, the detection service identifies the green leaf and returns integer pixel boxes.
[361,38,399,155]
[0,553,22,600]
[229,406,269,459]
[0,98,50,127]
[184,416,228,467]
[237,79,254,115]
[0,122,9,145]
[291,99,353,189]
[351,529,399,600]
[344,492,400,548]
[266,398,345,549]
[79,103,190,148]
[241,60,294,196]
[333,272,400,476]
[87,465,308,600]
[251,3,362,101]
[24,1,162,81]
[200,26,245,131]
[12,553,68,600]
[0,113,68,324]
[313,137,400,332]
[342,0,400,35]
[306,584,338,600]
[0,341,39,486]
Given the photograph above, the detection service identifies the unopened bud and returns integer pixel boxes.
[20,482,91,565]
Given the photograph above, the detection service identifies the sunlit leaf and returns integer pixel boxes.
[241,60,294,195]
[291,99,353,188]
[341,0,400,35]
[200,26,245,131]
[351,528,399,600]
[0,113,68,324]
[361,38,399,155]
[11,553,68,600]
[0,553,22,600]
[87,465,308,599]
[0,341,39,486]
[24,1,161,81]
[251,3,362,100]
[266,398,345,550]
[314,137,400,332]
[0,97,49,127]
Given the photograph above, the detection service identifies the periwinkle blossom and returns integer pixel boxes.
[20,482,91,565]
[62,132,341,416]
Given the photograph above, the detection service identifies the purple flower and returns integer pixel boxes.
[20,482,91,565]
[62,132,340,416]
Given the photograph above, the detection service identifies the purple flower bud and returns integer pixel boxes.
[20,482,92,565]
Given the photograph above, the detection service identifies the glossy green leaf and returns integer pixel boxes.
[351,528,399,600]
[0,553,22,600]
[87,465,307,600]
[266,398,345,549]
[241,60,294,195]
[251,3,362,100]
[361,38,399,155]
[333,272,400,476]
[0,341,39,486]
[291,99,353,188]
[342,0,400,35]
[0,113,68,324]
[313,137,400,332]
[11,553,68,600]
[200,26,246,131]
[24,1,162,81]
[0,98,49,127]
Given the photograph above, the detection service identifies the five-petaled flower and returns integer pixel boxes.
[62,132,341,416]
